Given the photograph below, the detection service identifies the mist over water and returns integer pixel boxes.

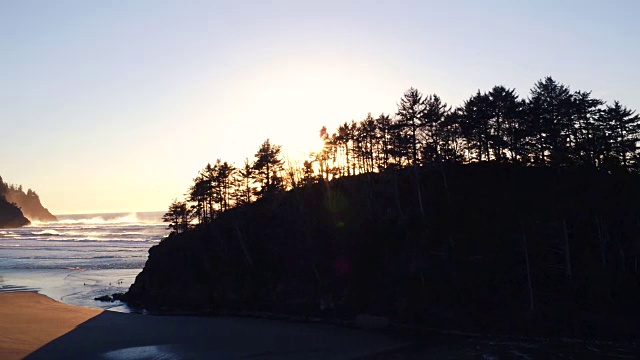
[0,211,168,311]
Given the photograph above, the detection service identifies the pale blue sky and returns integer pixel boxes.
[1,0,638,214]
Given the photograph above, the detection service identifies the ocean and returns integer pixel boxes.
[0,211,168,312]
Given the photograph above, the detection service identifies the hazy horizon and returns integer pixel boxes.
[54,210,165,217]
[2,0,639,214]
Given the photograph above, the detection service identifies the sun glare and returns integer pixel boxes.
[221,57,396,167]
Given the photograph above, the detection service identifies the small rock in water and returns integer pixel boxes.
[95,295,114,302]
[112,292,127,301]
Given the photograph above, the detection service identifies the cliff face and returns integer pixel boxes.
[126,164,640,339]
[4,188,57,222]
[0,175,57,222]
[0,196,30,229]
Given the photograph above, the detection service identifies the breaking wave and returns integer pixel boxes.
[0,211,168,271]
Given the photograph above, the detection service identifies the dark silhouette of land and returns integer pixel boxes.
[125,77,640,340]
[0,195,30,229]
[0,176,57,227]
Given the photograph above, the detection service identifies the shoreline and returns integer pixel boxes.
[0,292,405,360]
[0,268,139,313]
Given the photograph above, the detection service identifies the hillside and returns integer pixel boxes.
[125,164,640,339]
[0,177,57,222]
[0,195,30,229]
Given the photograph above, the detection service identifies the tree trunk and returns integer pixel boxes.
[595,215,608,267]
[392,174,403,217]
[235,223,252,266]
[414,164,425,219]
[562,219,572,282]
[522,226,535,313]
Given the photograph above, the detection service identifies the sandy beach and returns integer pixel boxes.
[0,292,101,360]
[0,292,403,360]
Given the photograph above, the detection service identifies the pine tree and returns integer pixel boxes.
[397,88,426,166]
[162,200,193,234]
[253,139,284,197]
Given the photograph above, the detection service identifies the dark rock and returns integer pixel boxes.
[94,295,114,302]
[111,293,127,301]
[4,187,57,222]
[0,196,30,229]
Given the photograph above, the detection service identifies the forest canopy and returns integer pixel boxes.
[163,77,639,233]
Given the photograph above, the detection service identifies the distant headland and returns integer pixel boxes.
[0,175,57,228]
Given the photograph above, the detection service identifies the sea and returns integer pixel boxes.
[0,211,168,312]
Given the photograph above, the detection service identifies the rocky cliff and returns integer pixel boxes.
[126,164,640,339]
[0,196,30,229]
[4,188,57,222]
[0,176,57,222]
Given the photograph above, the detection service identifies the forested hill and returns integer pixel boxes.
[0,196,30,229]
[127,164,640,339]
[0,176,57,222]
[126,77,640,339]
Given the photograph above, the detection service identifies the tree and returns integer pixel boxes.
[235,158,255,205]
[188,176,209,224]
[375,113,393,170]
[354,113,378,173]
[162,200,193,234]
[459,91,492,161]
[486,86,523,162]
[334,122,354,176]
[253,139,284,197]
[572,91,604,167]
[397,87,426,166]
[599,101,640,169]
[422,94,449,162]
[217,160,235,211]
[437,110,465,162]
[526,77,575,165]
[200,162,218,221]
[302,159,316,184]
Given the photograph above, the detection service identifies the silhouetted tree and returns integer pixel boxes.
[422,94,450,162]
[599,101,640,169]
[438,110,465,162]
[216,160,235,211]
[526,77,575,165]
[235,158,255,206]
[486,86,523,162]
[460,91,492,161]
[375,113,393,169]
[397,87,426,166]
[188,176,209,224]
[167,77,640,236]
[253,139,284,197]
[163,200,193,234]
[571,91,604,167]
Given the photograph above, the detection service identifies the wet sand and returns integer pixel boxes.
[0,292,403,359]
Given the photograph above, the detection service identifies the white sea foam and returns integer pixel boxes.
[31,229,62,235]
[0,211,167,313]
[0,211,167,271]
[30,212,164,227]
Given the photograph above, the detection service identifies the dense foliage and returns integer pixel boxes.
[163,77,639,232]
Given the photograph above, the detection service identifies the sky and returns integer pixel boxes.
[1,0,639,215]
